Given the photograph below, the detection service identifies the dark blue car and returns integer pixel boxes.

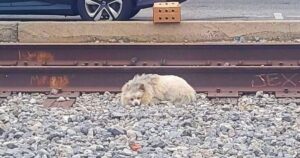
[0,0,186,21]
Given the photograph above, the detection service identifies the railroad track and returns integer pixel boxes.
[1,43,300,107]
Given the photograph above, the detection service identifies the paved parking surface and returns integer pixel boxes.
[0,0,299,21]
[135,0,300,20]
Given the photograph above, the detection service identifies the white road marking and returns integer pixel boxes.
[286,15,300,18]
[243,14,272,18]
[274,13,284,20]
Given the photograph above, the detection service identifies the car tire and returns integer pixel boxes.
[77,0,134,21]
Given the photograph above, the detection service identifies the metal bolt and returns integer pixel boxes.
[130,57,138,65]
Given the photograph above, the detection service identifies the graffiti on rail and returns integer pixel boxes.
[30,75,69,89]
[19,51,54,63]
[251,73,299,88]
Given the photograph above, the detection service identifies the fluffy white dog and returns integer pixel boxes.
[121,74,196,106]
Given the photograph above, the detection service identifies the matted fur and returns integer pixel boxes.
[121,74,196,106]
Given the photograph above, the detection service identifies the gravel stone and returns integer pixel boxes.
[0,113,9,123]
[120,148,136,156]
[38,148,50,157]
[83,149,93,155]
[282,115,292,122]
[6,142,18,149]
[230,113,240,121]
[110,111,127,119]
[150,137,166,148]
[127,130,137,141]
[219,123,235,137]
[29,98,37,104]
[80,126,89,135]
[295,134,300,142]
[0,93,299,157]
[255,91,264,97]
[221,104,231,111]
[0,122,6,135]
[47,132,64,141]
[0,108,5,114]
[108,126,126,136]
[67,129,76,135]
[50,89,59,95]
[295,107,300,113]
[56,96,66,102]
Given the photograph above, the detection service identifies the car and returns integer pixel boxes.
[0,0,186,21]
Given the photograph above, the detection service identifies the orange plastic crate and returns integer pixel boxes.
[153,2,181,23]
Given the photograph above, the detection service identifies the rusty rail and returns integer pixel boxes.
[1,43,300,66]
[1,43,300,98]
[1,66,300,98]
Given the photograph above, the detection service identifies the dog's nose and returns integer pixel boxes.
[134,102,139,106]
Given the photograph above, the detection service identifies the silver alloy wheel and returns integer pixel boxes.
[85,0,123,20]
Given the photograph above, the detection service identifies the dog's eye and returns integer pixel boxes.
[130,98,134,101]
[137,97,140,99]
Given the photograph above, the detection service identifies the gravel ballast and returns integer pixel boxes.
[0,92,300,158]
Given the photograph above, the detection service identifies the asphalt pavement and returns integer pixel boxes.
[135,0,300,20]
[0,0,299,21]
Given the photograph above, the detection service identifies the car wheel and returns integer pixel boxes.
[77,0,134,21]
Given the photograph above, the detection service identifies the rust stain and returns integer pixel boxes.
[19,51,54,63]
[49,76,69,89]
[30,75,49,86]
[30,75,69,89]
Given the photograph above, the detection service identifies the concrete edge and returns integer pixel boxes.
[0,22,18,42]
[2,21,300,43]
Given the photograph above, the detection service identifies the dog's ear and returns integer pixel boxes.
[121,83,129,91]
[133,74,140,79]
[139,83,145,91]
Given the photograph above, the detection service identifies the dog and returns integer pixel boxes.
[121,74,196,106]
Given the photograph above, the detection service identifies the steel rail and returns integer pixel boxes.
[1,44,300,67]
[1,66,300,97]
